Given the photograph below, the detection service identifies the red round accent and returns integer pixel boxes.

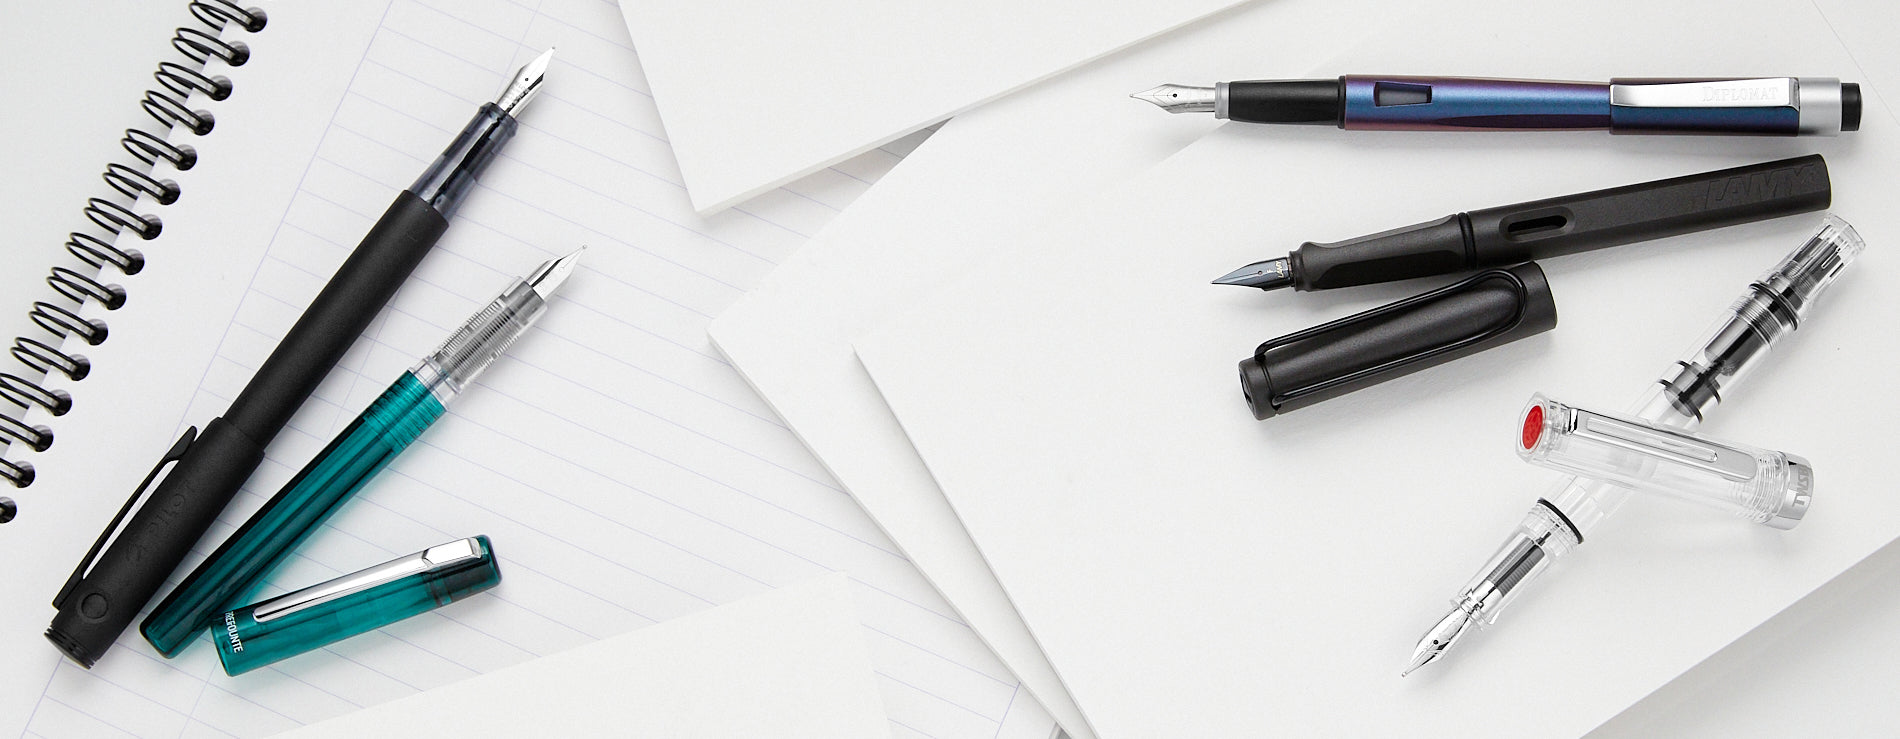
[1522,405,1544,450]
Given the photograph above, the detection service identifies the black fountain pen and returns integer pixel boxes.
[1214,155,1831,292]
[46,49,553,668]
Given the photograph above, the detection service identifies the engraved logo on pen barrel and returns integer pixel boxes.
[130,492,190,566]
[223,612,243,652]
[1703,86,1778,102]
[1697,163,1822,209]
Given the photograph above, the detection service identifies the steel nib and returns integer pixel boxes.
[527,246,583,300]
[496,47,554,116]
[1131,84,1217,114]
[1404,606,1476,677]
[1213,258,1295,290]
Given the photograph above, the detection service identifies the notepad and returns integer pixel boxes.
[616,0,1253,213]
[272,574,890,739]
[0,2,1056,737]
[855,0,1900,736]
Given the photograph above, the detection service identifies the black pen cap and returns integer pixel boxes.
[1239,262,1557,420]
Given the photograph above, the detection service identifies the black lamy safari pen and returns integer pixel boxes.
[1214,155,1830,292]
[45,49,553,668]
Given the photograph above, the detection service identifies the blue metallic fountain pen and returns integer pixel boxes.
[139,248,581,658]
[1134,76,1860,135]
[47,49,554,668]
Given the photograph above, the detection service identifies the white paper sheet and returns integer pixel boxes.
[271,574,888,739]
[0,1,1055,737]
[856,1,1900,735]
[707,2,1408,736]
[615,0,1256,213]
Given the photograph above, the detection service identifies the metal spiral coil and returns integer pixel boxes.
[83,197,162,240]
[0,0,267,493]
[28,303,107,347]
[0,374,71,417]
[10,339,89,381]
[0,416,53,454]
[121,129,196,170]
[155,61,232,102]
[103,163,181,205]
[47,268,128,311]
[65,233,145,275]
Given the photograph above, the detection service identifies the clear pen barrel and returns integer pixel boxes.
[1463,215,1862,624]
[1521,395,1813,529]
[413,279,547,404]
[1657,214,1863,423]
[1555,215,1860,532]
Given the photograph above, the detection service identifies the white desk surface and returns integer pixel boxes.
[6,2,1900,738]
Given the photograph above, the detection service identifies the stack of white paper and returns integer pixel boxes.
[708,1,1414,735]
[853,0,1899,735]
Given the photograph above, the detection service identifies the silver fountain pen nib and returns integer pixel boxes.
[495,47,555,116]
[1131,84,1217,113]
[1403,606,1476,677]
[526,246,584,301]
[1213,258,1295,290]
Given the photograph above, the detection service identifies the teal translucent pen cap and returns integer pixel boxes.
[213,536,501,676]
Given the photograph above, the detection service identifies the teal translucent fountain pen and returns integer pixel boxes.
[140,249,581,657]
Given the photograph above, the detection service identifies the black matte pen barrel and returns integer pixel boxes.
[227,103,516,437]
[224,193,447,438]
[46,93,529,668]
[1282,155,1830,291]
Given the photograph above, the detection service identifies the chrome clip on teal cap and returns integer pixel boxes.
[214,536,501,676]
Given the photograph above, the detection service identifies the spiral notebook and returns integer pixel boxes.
[0,2,1059,738]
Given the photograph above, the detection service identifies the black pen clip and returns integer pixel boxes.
[53,426,197,609]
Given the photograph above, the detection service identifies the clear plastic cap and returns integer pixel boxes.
[1518,394,1812,529]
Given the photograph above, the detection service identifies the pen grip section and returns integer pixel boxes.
[1224,79,1342,124]
[410,103,518,219]
[1465,155,1830,264]
[140,372,447,657]
[1292,214,1472,290]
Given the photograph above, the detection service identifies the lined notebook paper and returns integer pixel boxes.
[1,2,1056,737]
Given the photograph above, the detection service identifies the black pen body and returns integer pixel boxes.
[1282,155,1829,291]
[46,102,520,667]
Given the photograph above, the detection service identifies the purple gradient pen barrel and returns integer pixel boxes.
[1163,76,1860,136]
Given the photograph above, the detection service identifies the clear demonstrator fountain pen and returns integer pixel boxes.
[1405,215,1863,675]
[139,249,581,657]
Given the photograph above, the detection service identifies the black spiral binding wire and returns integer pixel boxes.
[0,1,267,497]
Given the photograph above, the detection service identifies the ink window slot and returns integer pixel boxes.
[1503,214,1569,238]
[1374,82,1432,106]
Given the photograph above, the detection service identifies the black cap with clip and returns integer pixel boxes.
[1239,262,1558,419]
